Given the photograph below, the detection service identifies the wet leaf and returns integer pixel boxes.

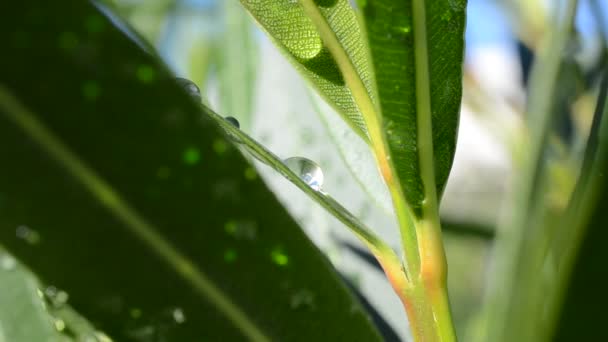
[0,3,383,341]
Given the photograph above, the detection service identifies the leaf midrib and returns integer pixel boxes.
[0,85,270,342]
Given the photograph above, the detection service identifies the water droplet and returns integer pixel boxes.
[270,246,289,267]
[224,220,257,240]
[16,225,40,245]
[0,253,16,271]
[223,248,238,263]
[175,77,202,102]
[284,157,324,191]
[44,286,69,308]
[290,289,315,310]
[54,318,66,332]
[182,147,200,165]
[300,47,345,85]
[225,116,240,128]
[172,307,186,324]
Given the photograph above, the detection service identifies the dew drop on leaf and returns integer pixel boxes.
[172,307,186,324]
[175,77,202,102]
[0,252,16,271]
[44,286,69,308]
[284,157,324,191]
[224,116,240,128]
[54,318,66,332]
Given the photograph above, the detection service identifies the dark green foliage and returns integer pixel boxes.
[0,2,382,341]
[361,0,466,215]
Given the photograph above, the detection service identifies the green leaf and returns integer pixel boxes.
[205,96,397,261]
[0,248,111,342]
[308,90,394,215]
[359,0,466,216]
[215,0,257,130]
[0,3,383,341]
[549,67,608,342]
[238,0,372,141]
[0,247,61,342]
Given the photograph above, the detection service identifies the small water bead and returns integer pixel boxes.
[172,307,186,324]
[0,253,16,271]
[175,77,202,102]
[45,286,69,308]
[224,116,240,129]
[284,157,324,191]
[54,318,66,332]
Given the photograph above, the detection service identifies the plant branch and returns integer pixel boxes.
[204,105,406,287]
[297,0,419,281]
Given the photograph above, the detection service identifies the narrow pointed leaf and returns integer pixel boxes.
[0,248,62,342]
[360,0,467,215]
[0,3,383,341]
[239,0,373,140]
[216,0,257,130]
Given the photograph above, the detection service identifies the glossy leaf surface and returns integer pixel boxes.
[0,3,382,341]
[360,0,466,215]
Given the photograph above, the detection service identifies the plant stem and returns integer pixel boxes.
[409,0,457,340]
[300,1,456,340]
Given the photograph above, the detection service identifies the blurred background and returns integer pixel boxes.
[101,0,608,340]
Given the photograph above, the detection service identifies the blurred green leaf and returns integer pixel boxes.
[549,66,608,342]
[479,1,580,341]
[359,0,466,215]
[309,90,394,215]
[215,0,257,130]
[0,247,62,342]
[0,247,111,342]
[0,2,384,341]
[238,0,372,141]
[206,98,398,263]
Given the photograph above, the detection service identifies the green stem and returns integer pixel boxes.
[299,1,456,340]
[410,0,456,340]
[298,0,419,279]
